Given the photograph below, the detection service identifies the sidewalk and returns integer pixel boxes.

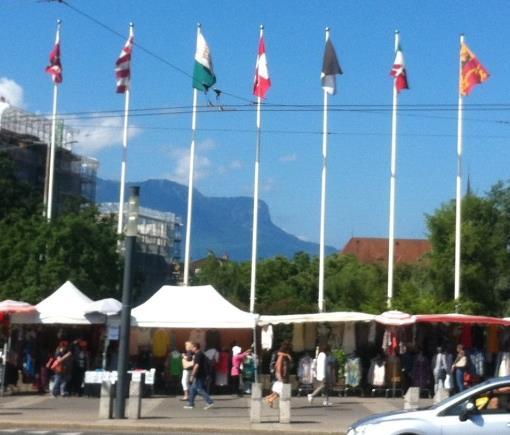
[0,393,429,434]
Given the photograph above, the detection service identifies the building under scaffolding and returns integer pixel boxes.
[0,101,98,210]
[100,203,183,300]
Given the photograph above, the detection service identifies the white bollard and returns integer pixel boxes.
[250,383,262,423]
[279,383,291,423]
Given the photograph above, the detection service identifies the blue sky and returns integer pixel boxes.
[2,1,510,249]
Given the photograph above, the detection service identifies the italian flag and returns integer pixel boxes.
[193,30,216,91]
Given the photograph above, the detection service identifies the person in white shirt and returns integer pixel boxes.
[308,344,333,406]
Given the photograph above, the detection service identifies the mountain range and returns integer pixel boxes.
[96,178,337,261]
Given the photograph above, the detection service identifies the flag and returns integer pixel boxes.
[193,31,216,91]
[45,42,62,84]
[390,45,409,93]
[116,34,134,93]
[253,35,271,98]
[321,38,342,95]
[460,42,489,96]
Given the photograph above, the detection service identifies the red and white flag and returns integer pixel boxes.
[253,35,271,98]
[45,41,62,84]
[116,32,134,94]
[390,45,409,93]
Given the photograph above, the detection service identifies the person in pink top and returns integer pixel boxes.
[231,347,252,396]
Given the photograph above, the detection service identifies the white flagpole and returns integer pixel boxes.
[454,34,465,302]
[250,25,264,314]
[46,19,61,222]
[117,23,134,235]
[183,24,201,287]
[387,30,400,308]
[318,27,330,313]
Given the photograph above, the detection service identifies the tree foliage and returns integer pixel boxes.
[194,182,510,317]
[0,154,122,303]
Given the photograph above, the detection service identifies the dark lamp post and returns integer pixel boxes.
[114,186,139,418]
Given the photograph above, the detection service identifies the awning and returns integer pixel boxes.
[0,300,36,314]
[257,311,375,326]
[416,313,510,326]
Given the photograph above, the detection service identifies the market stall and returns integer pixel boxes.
[0,300,36,394]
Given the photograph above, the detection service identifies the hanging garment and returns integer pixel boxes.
[344,356,362,387]
[487,325,500,354]
[368,322,376,345]
[152,329,170,357]
[169,350,183,377]
[411,354,432,388]
[460,325,473,349]
[129,328,139,356]
[329,324,343,349]
[297,354,314,385]
[368,358,386,387]
[292,323,305,352]
[343,323,356,354]
[470,349,485,377]
[215,351,229,386]
[432,352,448,393]
[496,352,510,377]
[385,355,401,386]
[137,328,152,347]
[304,323,317,351]
[261,325,274,351]
[189,329,206,350]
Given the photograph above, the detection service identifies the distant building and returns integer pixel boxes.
[100,203,183,300]
[0,101,98,210]
[341,237,432,265]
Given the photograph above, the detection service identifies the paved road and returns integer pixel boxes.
[0,431,221,435]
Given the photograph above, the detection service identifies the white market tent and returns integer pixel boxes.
[257,311,375,326]
[11,281,104,325]
[131,285,258,329]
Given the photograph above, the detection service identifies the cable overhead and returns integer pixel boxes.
[56,0,254,104]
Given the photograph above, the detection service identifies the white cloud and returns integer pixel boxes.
[0,78,24,107]
[229,160,243,170]
[167,143,212,185]
[73,116,142,153]
[279,153,297,163]
[261,176,276,193]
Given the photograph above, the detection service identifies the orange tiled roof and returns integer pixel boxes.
[341,237,432,264]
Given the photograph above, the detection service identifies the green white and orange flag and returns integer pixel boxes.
[460,42,489,96]
[193,29,216,91]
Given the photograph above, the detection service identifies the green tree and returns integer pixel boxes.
[426,193,509,315]
[0,206,121,303]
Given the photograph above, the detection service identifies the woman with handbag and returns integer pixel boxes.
[181,341,194,401]
[452,344,468,392]
[265,342,292,407]
[48,340,72,397]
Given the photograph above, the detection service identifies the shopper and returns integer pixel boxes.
[264,343,292,407]
[180,341,194,401]
[48,340,72,397]
[307,344,333,406]
[184,342,214,410]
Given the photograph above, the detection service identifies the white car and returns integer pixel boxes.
[347,376,510,435]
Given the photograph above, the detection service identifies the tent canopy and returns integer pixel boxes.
[12,281,104,325]
[84,298,122,316]
[131,285,258,329]
[374,310,415,326]
[416,313,510,326]
[0,300,36,313]
[258,312,375,326]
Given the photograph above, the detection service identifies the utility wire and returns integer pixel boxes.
[57,0,254,104]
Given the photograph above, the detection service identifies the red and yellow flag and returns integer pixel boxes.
[460,42,489,96]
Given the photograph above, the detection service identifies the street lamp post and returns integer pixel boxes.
[114,186,139,419]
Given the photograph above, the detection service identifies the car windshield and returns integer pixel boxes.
[428,378,500,410]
